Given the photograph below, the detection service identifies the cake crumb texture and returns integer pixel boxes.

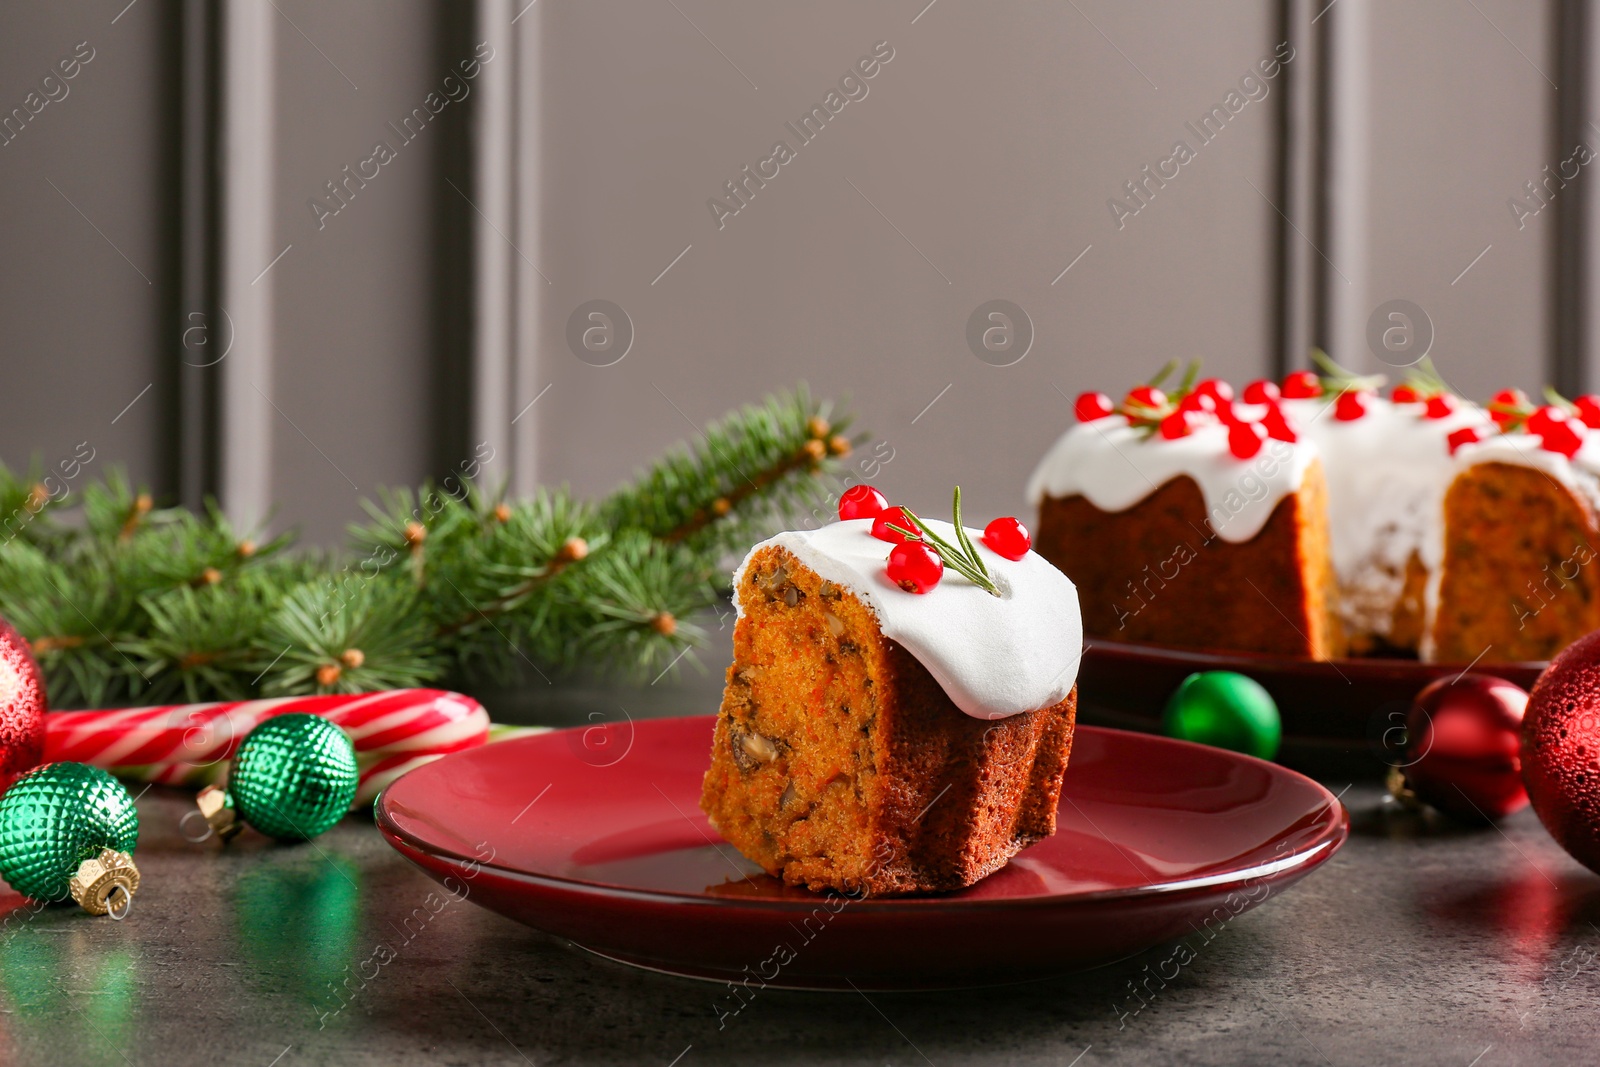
[1034,462,1343,659]
[699,544,1076,895]
[1434,461,1600,662]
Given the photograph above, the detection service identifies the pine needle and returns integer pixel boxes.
[0,385,855,707]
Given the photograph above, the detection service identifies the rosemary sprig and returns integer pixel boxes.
[1123,358,1203,439]
[885,487,1001,597]
[1145,359,1180,391]
[1310,349,1387,395]
[1401,356,1454,398]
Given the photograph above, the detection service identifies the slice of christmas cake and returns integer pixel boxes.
[700,487,1082,896]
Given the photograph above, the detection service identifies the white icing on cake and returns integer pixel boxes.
[1025,416,1317,543]
[732,518,1083,720]
[1282,396,1493,646]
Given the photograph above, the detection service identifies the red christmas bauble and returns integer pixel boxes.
[0,617,45,791]
[1523,631,1600,872]
[1403,673,1528,823]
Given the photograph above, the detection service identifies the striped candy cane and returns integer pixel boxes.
[43,690,529,807]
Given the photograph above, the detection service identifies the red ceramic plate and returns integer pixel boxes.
[1079,638,1546,762]
[376,715,1347,989]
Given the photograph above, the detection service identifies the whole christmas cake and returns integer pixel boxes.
[700,489,1082,895]
[1029,359,1600,664]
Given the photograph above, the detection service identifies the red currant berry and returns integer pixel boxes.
[1491,408,1517,428]
[1176,391,1216,415]
[1424,393,1457,419]
[1391,384,1420,404]
[1262,406,1298,442]
[982,517,1032,560]
[1074,391,1115,422]
[886,541,943,593]
[1214,400,1242,426]
[1492,388,1528,408]
[837,484,888,522]
[1242,379,1280,405]
[870,506,918,544]
[1124,385,1167,411]
[1334,391,1370,421]
[1159,411,1197,439]
[1281,371,1322,399]
[1196,378,1234,404]
[1542,420,1586,459]
[1576,395,1600,429]
[1228,421,1267,459]
[1446,427,1481,454]
[1526,405,1565,436]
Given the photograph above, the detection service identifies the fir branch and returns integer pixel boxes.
[0,385,856,706]
[600,385,858,557]
[257,577,442,696]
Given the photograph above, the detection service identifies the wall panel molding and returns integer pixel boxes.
[1557,0,1594,395]
[216,1,276,529]
[1275,0,1326,374]
[469,0,521,492]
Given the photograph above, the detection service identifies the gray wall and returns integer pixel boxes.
[269,0,462,541]
[0,1,176,497]
[531,0,1283,522]
[1329,0,1557,400]
[0,0,1575,542]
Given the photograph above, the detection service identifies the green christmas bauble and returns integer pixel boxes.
[0,763,139,901]
[229,714,358,841]
[1162,671,1282,759]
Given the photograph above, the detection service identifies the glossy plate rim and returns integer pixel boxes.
[374,717,1350,915]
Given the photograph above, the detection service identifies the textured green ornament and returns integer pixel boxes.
[1162,671,1282,759]
[229,714,358,841]
[0,763,139,901]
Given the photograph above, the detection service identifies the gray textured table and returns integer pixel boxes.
[5,736,1600,1066]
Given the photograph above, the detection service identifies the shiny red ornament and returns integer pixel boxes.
[837,484,888,522]
[870,506,918,544]
[981,517,1031,560]
[1241,379,1279,405]
[1074,391,1114,422]
[1281,371,1321,398]
[0,618,45,791]
[886,541,942,594]
[1401,673,1528,822]
[1522,631,1600,873]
